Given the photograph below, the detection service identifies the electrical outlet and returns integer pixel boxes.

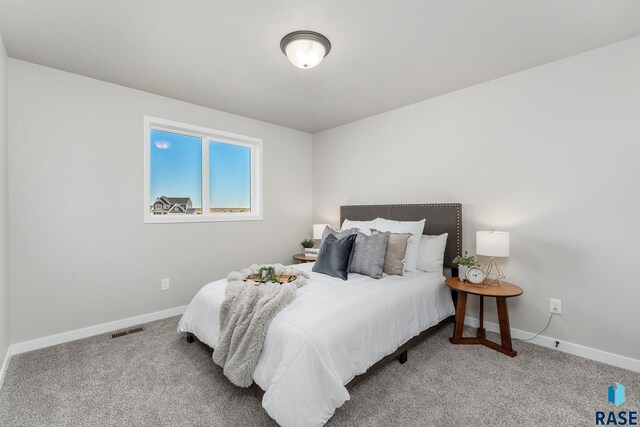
[550,298,562,315]
[161,278,170,291]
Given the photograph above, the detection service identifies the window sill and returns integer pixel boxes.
[144,214,263,224]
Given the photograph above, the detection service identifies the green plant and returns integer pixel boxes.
[301,238,315,249]
[257,266,278,283]
[452,251,479,267]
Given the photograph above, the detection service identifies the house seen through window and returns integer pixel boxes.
[144,117,262,223]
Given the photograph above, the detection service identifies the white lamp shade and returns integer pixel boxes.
[313,224,330,240]
[476,231,510,257]
[285,39,327,69]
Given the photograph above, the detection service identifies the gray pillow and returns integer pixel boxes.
[372,229,411,276]
[312,234,357,280]
[321,226,357,243]
[348,231,390,279]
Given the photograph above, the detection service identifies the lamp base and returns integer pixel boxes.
[482,257,505,285]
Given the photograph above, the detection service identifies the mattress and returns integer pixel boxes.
[178,263,455,427]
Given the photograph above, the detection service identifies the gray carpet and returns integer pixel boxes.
[1,317,638,426]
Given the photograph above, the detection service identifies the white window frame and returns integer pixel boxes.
[143,116,263,223]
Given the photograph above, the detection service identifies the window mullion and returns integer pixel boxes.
[202,138,210,216]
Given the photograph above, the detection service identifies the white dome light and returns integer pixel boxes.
[280,31,331,69]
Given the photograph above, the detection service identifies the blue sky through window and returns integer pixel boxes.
[150,130,202,208]
[210,142,251,209]
[150,129,252,212]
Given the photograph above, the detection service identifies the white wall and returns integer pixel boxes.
[8,60,313,343]
[313,37,640,360]
[0,36,9,366]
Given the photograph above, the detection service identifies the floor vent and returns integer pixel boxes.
[111,331,128,339]
[111,326,145,339]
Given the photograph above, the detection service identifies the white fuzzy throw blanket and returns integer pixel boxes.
[212,264,309,387]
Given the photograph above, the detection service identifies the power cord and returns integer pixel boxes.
[522,313,556,342]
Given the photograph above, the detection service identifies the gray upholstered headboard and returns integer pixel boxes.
[340,203,462,269]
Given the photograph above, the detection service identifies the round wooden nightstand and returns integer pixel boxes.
[292,253,316,264]
[445,277,523,357]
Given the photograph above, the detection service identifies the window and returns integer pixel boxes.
[143,116,262,223]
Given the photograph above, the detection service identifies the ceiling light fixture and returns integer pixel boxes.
[280,30,331,69]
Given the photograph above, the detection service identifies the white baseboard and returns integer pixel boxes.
[11,305,188,356]
[464,316,640,373]
[0,345,11,391]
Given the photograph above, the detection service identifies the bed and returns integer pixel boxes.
[178,203,462,426]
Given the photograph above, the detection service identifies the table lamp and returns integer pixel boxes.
[476,230,510,285]
[313,224,330,243]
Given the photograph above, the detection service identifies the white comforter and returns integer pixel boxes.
[178,263,455,427]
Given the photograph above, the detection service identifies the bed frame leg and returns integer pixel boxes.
[398,350,408,364]
[186,333,195,343]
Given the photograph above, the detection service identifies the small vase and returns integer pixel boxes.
[458,265,468,281]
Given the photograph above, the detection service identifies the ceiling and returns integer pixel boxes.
[1,1,640,133]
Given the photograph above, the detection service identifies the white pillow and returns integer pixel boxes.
[375,218,426,271]
[341,218,380,236]
[417,233,448,274]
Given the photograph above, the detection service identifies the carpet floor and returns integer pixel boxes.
[1,316,638,426]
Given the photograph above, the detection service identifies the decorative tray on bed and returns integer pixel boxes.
[245,273,298,284]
